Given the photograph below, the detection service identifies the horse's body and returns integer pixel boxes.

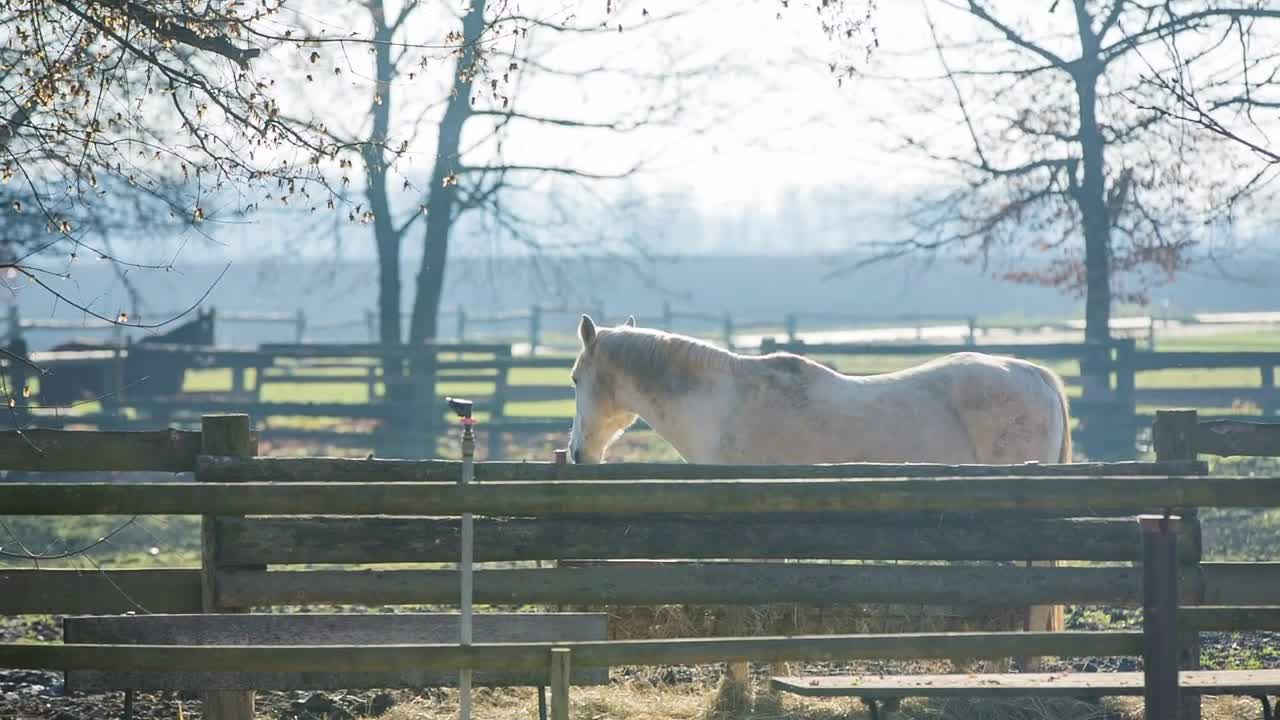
[568,318,1070,468]
[568,315,1070,674]
[39,309,216,406]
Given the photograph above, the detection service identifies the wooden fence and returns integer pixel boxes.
[9,342,532,458]
[2,409,1280,717]
[5,305,309,346]
[2,411,1280,720]
[433,303,1280,351]
[6,336,1280,461]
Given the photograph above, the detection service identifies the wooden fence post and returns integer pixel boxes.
[1153,409,1201,720]
[1153,410,1198,462]
[456,308,467,343]
[549,647,571,720]
[488,346,511,460]
[8,336,27,421]
[529,305,542,352]
[1262,365,1276,416]
[6,305,20,346]
[662,301,673,332]
[1115,339,1138,459]
[293,308,306,343]
[722,312,734,351]
[784,313,798,344]
[1141,514,1181,720]
[199,413,255,720]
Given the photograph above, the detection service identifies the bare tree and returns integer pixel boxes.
[286,1,732,345]
[1132,27,1280,171]
[832,1,1280,345]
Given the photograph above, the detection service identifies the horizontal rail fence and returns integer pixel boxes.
[5,305,307,349]
[3,412,1280,720]
[9,333,1280,462]
[6,343,543,458]
[426,303,1280,351]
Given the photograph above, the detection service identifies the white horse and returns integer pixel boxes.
[567,315,1071,675]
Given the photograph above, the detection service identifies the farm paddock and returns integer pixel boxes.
[3,413,1280,720]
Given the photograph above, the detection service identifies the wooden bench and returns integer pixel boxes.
[64,612,607,715]
[772,671,1280,720]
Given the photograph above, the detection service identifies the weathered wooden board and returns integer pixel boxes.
[1200,562,1280,605]
[1195,420,1280,458]
[771,669,1280,699]
[197,456,1208,483]
[216,514,1198,565]
[215,563,1203,608]
[64,613,608,691]
[8,475,1272,517]
[0,569,202,614]
[1180,606,1280,631]
[7,631,1144,675]
[0,429,201,472]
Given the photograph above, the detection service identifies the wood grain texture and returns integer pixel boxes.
[197,456,1208,483]
[216,515,1198,565]
[7,475,1274,516]
[214,563,1204,608]
[0,569,201,614]
[64,613,607,691]
[6,631,1144,674]
[770,669,1280,699]
[0,429,201,471]
[1195,420,1280,458]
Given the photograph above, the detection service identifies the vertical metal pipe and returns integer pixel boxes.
[448,398,476,720]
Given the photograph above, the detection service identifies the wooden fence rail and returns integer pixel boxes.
[5,475,1280,516]
[0,631,1147,674]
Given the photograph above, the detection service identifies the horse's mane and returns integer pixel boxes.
[595,327,737,388]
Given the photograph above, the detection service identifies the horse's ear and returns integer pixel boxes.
[578,314,597,346]
[624,315,636,328]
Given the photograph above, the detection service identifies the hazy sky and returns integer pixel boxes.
[142,1,1280,263]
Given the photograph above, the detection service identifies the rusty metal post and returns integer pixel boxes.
[1141,514,1181,720]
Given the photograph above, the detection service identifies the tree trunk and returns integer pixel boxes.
[365,1,401,346]
[408,0,485,345]
[1071,5,1111,346]
[1071,4,1121,460]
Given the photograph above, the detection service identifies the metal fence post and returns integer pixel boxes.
[449,398,476,720]
[1141,514,1181,720]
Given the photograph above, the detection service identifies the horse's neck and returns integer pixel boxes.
[616,362,731,464]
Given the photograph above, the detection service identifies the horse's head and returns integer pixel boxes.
[140,308,215,346]
[568,313,637,464]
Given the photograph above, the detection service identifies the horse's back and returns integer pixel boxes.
[799,351,1066,465]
